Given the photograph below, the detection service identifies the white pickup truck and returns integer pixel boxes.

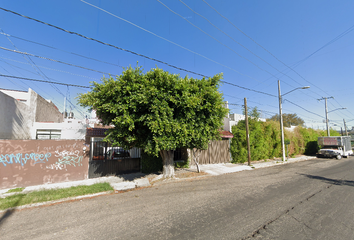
[316,136,353,159]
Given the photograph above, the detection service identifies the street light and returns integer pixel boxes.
[278,80,310,161]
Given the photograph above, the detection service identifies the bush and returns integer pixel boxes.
[230,118,336,163]
[141,151,163,173]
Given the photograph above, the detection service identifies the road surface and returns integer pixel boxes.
[1,157,354,239]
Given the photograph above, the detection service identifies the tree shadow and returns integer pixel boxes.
[299,173,354,187]
[0,195,23,228]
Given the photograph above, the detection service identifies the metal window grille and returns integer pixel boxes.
[36,129,61,139]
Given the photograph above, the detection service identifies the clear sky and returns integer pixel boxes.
[1,0,353,131]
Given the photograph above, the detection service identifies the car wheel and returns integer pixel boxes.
[336,155,342,160]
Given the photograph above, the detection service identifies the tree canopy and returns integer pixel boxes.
[267,113,304,127]
[78,66,228,177]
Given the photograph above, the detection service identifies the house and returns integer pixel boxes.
[0,88,63,139]
[0,88,88,140]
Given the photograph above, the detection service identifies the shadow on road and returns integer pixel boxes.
[0,195,23,228]
[0,209,16,228]
[300,173,354,187]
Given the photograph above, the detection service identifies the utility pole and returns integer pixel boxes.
[244,98,251,166]
[318,97,333,136]
[344,119,348,136]
[278,81,286,161]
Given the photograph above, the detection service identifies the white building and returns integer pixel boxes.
[0,88,87,140]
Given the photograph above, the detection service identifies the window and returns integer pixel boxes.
[36,129,61,139]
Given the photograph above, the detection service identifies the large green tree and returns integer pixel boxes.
[78,66,227,178]
[268,113,304,127]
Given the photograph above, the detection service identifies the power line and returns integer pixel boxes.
[201,0,332,98]
[176,0,304,88]
[0,46,112,75]
[0,6,281,99]
[202,0,354,119]
[0,6,207,78]
[0,74,90,88]
[0,31,124,69]
[80,0,261,80]
[0,56,98,80]
[285,99,323,118]
[158,0,284,84]
[292,23,354,68]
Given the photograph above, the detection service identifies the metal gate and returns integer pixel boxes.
[89,138,141,178]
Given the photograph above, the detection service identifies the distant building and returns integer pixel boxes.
[224,113,266,133]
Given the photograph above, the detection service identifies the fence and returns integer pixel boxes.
[88,138,141,178]
[190,139,231,165]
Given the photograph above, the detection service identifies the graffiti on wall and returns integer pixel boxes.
[0,153,51,166]
[0,150,83,169]
[54,150,83,167]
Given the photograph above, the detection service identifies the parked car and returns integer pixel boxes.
[107,148,130,160]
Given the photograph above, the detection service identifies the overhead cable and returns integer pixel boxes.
[0,6,278,98]
[202,0,332,98]
[0,31,124,69]
[0,46,111,75]
[0,56,98,80]
[0,74,90,88]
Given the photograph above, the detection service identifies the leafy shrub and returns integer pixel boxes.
[141,151,163,173]
[230,116,337,163]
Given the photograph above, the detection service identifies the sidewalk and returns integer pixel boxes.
[0,155,316,199]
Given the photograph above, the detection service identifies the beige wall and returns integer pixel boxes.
[0,139,89,190]
[33,89,63,123]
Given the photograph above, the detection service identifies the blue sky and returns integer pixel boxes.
[1,0,353,131]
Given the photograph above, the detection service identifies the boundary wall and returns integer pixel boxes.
[0,139,89,190]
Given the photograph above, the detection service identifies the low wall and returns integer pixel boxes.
[0,139,89,190]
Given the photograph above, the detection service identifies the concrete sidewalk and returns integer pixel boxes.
[191,155,316,176]
[0,155,316,199]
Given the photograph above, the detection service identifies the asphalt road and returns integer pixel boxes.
[1,157,354,240]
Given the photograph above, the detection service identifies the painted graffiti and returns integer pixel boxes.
[0,153,51,166]
[46,163,67,171]
[55,150,83,167]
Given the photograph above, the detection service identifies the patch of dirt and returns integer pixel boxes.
[175,171,208,178]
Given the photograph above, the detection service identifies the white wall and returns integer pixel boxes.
[227,113,266,132]
[0,91,32,139]
[0,88,65,139]
[32,119,87,140]
[0,89,31,106]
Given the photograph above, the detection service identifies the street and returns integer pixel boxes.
[1,157,354,240]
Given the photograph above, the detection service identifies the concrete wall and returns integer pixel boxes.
[0,88,64,140]
[0,91,32,139]
[0,139,89,190]
[32,119,87,140]
[0,89,30,106]
[33,89,63,123]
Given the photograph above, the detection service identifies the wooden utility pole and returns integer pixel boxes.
[244,98,251,166]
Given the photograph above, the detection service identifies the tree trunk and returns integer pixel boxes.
[160,150,175,178]
[193,149,201,173]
